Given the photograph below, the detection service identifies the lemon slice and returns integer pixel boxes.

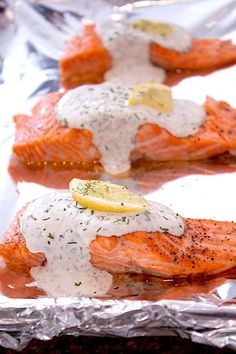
[69,178,149,213]
[133,19,172,37]
[128,82,173,113]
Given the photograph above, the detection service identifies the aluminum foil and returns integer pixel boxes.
[1,0,236,351]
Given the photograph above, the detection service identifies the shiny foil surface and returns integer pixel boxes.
[1,0,236,351]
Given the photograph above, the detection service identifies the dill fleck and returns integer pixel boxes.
[75,282,82,287]
[98,216,105,221]
[76,206,87,213]
[68,241,77,244]
[47,233,54,240]
[76,181,96,196]
[97,227,102,233]
[62,118,68,126]
[160,227,169,233]
[113,218,122,223]
[42,217,50,221]
[30,215,37,221]
[134,113,140,120]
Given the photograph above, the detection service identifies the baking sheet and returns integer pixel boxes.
[1,0,236,351]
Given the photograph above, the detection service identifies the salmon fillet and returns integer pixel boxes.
[12,93,236,166]
[1,209,236,278]
[60,24,112,89]
[150,39,236,71]
[0,207,45,274]
[13,92,101,165]
[90,218,236,278]
[132,97,236,162]
[59,23,236,88]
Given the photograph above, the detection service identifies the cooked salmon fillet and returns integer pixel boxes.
[59,23,236,88]
[60,24,112,89]
[0,207,45,274]
[150,39,236,71]
[13,92,101,165]
[132,97,236,162]
[12,93,236,167]
[1,208,236,279]
[90,218,236,278]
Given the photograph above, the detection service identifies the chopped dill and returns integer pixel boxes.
[160,227,169,233]
[47,233,54,240]
[30,215,37,221]
[75,282,82,287]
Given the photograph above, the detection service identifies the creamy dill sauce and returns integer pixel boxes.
[96,19,192,84]
[56,83,205,174]
[20,192,184,297]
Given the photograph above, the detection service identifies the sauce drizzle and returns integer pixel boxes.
[21,192,184,297]
[57,83,205,174]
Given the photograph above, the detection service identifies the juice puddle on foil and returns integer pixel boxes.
[7,154,236,190]
[0,261,235,301]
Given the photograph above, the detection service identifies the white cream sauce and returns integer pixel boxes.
[96,19,192,85]
[56,82,205,174]
[20,192,184,297]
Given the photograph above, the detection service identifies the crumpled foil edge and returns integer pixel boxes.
[0,297,236,351]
